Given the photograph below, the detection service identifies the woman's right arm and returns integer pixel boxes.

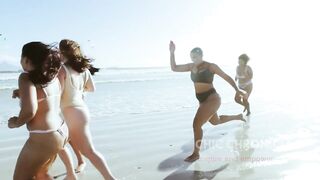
[8,73,38,128]
[170,41,192,72]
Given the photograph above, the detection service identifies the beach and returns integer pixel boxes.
[1,67,319,179]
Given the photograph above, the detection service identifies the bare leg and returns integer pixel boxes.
[209,113,245,126]
[58,148,77,179]
[69,141,86,173]
[14,137,58,180]
[234,95,246,112]
[185,94,221,163]
[243,84,253,116]
[64,107,115,180]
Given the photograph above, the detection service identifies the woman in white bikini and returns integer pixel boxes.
[235,54,253,116]
[58,39,115,180]
[8,42,76,180]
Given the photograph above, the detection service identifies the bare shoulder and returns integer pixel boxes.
[208,62,219,69]
[18,73,30,82]
[18,73,34,87]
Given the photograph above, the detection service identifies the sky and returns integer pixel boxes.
[1,0,320,72]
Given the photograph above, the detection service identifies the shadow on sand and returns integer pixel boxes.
[163,163,229,180]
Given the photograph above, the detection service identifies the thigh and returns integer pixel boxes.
[208,113,220,125]
[244,84,253,99]
[63,107,90,129]
[194,93,221,126]
[14,138,57,180]
[65,108,95,154]
[70,124,96,155]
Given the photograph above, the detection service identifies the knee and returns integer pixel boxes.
[234,96,241,102]
[210,120,219,125]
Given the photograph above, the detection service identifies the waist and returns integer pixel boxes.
[29,120,65,134]
[196,88,217,96]
[61,94,85,108]
[194,83,214,93]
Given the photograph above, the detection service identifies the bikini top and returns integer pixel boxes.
[37,78,61,103]
[191,68,214,84]
[20,72,61,103]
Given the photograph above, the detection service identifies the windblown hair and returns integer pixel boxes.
[59,39,99,75]
[239,54,250,64]
[22,42,62,86]
[191,47,203,56]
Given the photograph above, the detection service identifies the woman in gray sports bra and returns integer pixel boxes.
[169,41,246,162]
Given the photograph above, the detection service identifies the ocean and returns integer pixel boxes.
[0,66,246,121]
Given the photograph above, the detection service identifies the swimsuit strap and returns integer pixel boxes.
[37,78,61,103]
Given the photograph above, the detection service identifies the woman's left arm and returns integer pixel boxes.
[209,63,240,92]
[8,73,38,128]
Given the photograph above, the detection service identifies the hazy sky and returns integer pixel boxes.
[1,0,320,71]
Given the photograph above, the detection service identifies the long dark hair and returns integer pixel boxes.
[22,42,62,86]
[59,39,99,75]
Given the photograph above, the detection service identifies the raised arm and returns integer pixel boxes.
[209,63,240,92]
[169,41,192,72]
[8,73,38,128]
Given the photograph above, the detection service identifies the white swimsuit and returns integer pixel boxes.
[60,65,91,109]
[237,66,252,89]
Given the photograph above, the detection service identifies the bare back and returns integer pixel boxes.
[27,78,63,131]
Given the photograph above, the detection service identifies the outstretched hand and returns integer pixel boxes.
[169,41,175,53]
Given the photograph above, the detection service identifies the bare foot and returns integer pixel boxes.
[184,152,200,162]
[75,162,86,173]
[238,114,246,122]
